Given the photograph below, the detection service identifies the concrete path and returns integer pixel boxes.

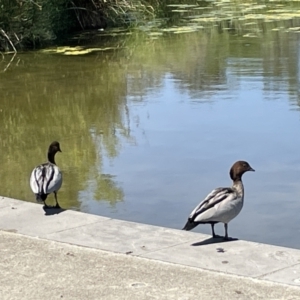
[0,197,300,299]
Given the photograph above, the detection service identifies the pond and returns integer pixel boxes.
[1,0,300,249]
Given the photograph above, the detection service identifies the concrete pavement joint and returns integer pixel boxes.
[42,218,114,235]
[1,197,300,290]
[135,237,198,257]
[255,262,300,278]
[1,230,300,300]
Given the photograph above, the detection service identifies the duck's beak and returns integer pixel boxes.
[249,167,255,172]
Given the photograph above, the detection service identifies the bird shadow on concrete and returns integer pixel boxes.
[42,206,66,216]
[191,236,238,246]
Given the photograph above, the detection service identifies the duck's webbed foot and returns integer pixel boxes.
[43,200,59,209]
[43,203,54,209]
[43,199,52,208]
[213,234,223,239]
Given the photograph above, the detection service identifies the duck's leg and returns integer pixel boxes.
[211,223,222,238]
[211,223,217,238]
[224,223,229,240]
[43,199,53,209]
[54,192,61,208]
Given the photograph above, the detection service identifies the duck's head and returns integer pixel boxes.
[229,161,254,181]
[49,141,62,154]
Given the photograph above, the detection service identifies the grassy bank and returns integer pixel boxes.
[0,0,158,52]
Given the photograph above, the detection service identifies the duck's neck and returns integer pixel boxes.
[48,151,56,165]
[232,180,244,197]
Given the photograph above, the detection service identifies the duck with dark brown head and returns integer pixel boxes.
[182,161,254,240]
[30,141,63,208]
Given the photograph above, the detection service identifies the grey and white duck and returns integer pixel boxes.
[182,161,254,240]
[30,141,63,208]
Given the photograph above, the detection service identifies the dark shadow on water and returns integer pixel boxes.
[191,236,238,246]
[43,206,66,216]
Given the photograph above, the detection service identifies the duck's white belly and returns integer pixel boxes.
[195,196,244,224]
[215,197,244,223]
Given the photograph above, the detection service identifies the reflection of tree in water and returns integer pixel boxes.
[89,131,124,206]
[94,174,123,207]
[0,52,130,208]
[125,31,231,102]
[124,23,300,105]
[1,17,300,209]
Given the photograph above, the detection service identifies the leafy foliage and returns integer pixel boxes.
[0,0,74,50]
[0,0,158,51]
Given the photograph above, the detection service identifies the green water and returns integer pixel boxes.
[1,0,300,248]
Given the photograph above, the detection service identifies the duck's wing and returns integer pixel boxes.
[189,187,235,222]
[30,163,62,195]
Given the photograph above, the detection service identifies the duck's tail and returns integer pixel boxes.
[182,219,198,231]
[35,193,48,202]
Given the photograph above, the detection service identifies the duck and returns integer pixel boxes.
[30,141,63,208]
[182,161,254,240]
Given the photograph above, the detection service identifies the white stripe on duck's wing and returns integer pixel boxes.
[43,164,62,194]
[189,187,235,220]
[30,163,62,195]
[30,165,43,194]
[193,191,240,224]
